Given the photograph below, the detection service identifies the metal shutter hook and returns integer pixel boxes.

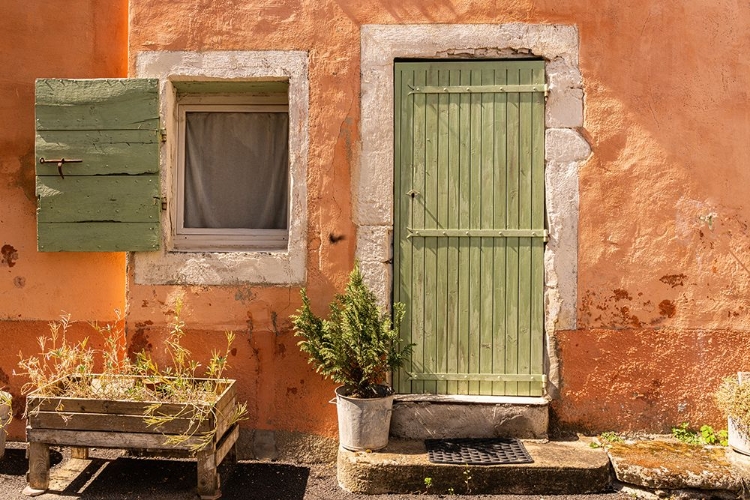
[39,157,82,179]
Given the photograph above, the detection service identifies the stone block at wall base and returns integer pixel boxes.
[236,428,338,463]
[390,397,549,440]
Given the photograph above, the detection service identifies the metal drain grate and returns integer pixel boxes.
[425,438,533,465]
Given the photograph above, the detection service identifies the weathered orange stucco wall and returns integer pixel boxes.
[0,1,128,439]
[554,0,750,432]
[125,0,750,435]
[2,0,750,444]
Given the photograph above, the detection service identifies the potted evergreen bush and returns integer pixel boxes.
[292,264,413,451]
[716,372,750,455]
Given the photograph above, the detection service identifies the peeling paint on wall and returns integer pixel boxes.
[1,245,18,268]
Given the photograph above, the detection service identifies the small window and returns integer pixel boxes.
[174,89,290,252]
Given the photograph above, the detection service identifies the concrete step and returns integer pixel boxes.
[337,437,612,495]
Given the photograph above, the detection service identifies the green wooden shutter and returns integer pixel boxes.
[35,79,161,252]
[394,61,546,397]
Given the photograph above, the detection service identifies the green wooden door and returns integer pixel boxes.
[35,79,161,252]
[393,60,546,397]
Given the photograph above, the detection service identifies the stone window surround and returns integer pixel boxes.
[355,24,591,399]
[132,51,309,285]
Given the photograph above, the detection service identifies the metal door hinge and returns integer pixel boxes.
[409,84,549,96]
[160,129,167,142]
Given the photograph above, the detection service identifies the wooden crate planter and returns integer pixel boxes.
[24,376,239,499]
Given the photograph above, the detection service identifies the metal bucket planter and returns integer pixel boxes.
[334,385,394,451]
[728,417,750,456]
[0,391,10,459]
[727,373,750,456]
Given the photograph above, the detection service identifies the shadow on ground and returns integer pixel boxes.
[0,447,310,500]
[75,459,309,499]
[0,448,62,476]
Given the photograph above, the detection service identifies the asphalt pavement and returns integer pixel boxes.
[0,442,629,500]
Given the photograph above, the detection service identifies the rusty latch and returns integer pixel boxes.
[39,157,82,179]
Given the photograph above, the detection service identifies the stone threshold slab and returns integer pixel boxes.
[337,437,611,495]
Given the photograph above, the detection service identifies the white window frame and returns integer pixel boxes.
[132,50,309,286]
[174,100,290,252]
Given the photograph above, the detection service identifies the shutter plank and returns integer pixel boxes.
[479,68,496,396]
[517,68,534,396]
[468,67,483,396]
[37,176,160,223]
[492,66,509,395]
[393,66,406,394]
[457,68,472,395]
[505,67,521,397]
[36,79,159,131]
[36,130,159,176]
[435,68,451,395]
[38,223,159,252]
[423,65,439,394]
[411,67,427,395]
[530,64,546,396]
[445,68,462,395]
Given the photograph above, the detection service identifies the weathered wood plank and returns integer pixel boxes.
[445,68,461,395]
[29,395,207,416]
[26,428,201,450]
[196,443,219,498]
[26,442,50,491]
[504,66,521,397]
[395,65,415,394]
[422,65,439,394]
[35,79,159,131]
[479,68,496,396]
[28,411,212,434]
[213,395,237,444]
[28,378,233,416]
[215,424,239,466]
[37,222,160,251]
[456,68,471,395]
[37,175,160,223]
[492,66,509,395]
[530,238,545,396]
[517,68,534,397]
[530,64,546,397]
[435,68,450,395]
[467,67,483,395]
[173,80,289,95]
[36,130,159,176]
[409,372,545,382]
[411,67,427,395]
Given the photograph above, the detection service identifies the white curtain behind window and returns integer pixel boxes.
[184,111,289,230]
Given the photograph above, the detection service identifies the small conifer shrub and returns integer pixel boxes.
[292,264,413,398]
